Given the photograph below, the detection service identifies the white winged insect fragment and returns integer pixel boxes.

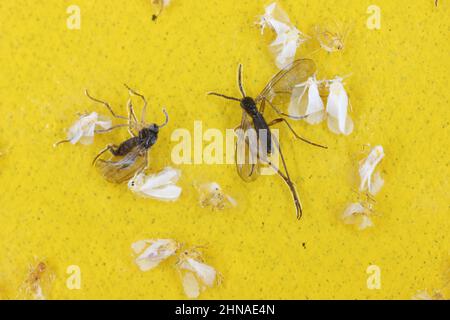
[326,77,353,135]
[257,2,309,69]
[288,75,325,124]
[342,202,374,230]
[131,240,222,299]
[412,290,445,300]
[18,261,55,300]
[131,239,178,271]
[195,182,237,210]
[176,248,220,299]
[128,167,182,201]
[151,0,171,21]
[313,22,349,53]
[359,145,385,196]
[54,112,112,146]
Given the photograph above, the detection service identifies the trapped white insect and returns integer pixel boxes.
[195,182,237,210]
[313,22,349,53]
[128,167,182,201]
[131,240,222,299]
[359,146,385,195]
[288,75,325,124]
[342,202,374,230]
[177,249,220,299]
[326,77,353,135]
[55,112,112,146]
[131,239,178,271]
[18,261,55,300]
[257,2,309,69]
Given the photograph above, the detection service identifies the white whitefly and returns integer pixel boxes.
[326,77,353,135]
[131,239,178,272]
[257,2,291,35]
[288,75,325,124]
[128,167,182,201]
[257,2,309,69]
[177,250,219,299]
[270,27,307,69]
[65,112,111,145]
[342,202,374,230]
[195,182,237,210]
[359,146,385,195]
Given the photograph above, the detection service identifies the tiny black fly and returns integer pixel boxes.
[88,85,168,183]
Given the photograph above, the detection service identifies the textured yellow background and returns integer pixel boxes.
[0,0,448,299]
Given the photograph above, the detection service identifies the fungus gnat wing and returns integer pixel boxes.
[95,146,147,184]
[256,59,316,119]
[235,111,261,182]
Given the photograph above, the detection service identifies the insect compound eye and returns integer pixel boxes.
[149,124,159,133]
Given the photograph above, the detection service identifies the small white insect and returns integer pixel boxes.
[359,146,385,196]
[55,112,112,146]
[288,75,325,124]
[326,77,353,135]
[131,240,221,299]
[257,2,291,35]
[131,239,179,272]
[342,202,374,230]
[18,261,55,300]
[313,22,349,53]
[176,248,220,299]
[128,167,182,201]
[412,290,445,300]
[257,2,309,69]
[195,182,237,210]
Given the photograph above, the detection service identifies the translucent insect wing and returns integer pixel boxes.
[95,146,146,183]
[235,111,260,182]
[257,59,316,117]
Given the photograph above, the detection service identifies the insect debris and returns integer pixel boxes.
[87,85,169,183]
[208,59,327,220]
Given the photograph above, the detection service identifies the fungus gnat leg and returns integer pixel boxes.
[85,90,127,120]
[264,135,303,219]
[262,97,307,120]
[237,64,246,98]
[159,108,169,128]
[126,99,138,137]
[270,161,302,220]
[94,124,130,134]
[268,118,328,149]
[124,84,147,124]
[92,144,119,165]
[53,139,71,147]
[124,94,138,124]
